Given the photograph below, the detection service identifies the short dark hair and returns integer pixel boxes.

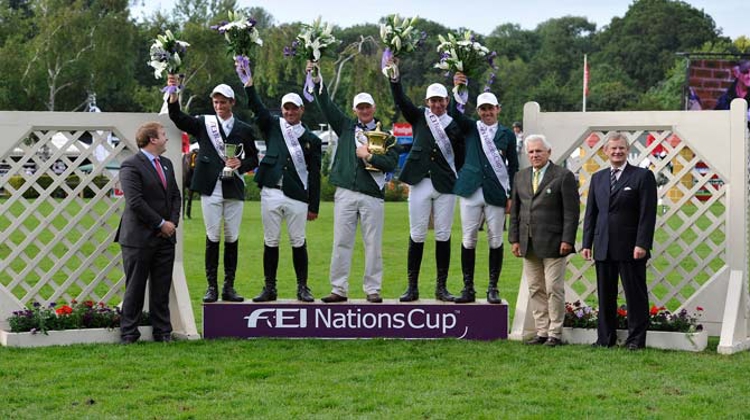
[512,121,522,129]
[135,122,163,148]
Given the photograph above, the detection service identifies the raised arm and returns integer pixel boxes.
[166,74,201,136]
[387,59,421,125]
[449,72,474,131]
[242,73,273,131]
[308,61,348,135]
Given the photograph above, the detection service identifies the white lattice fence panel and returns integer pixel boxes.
[0,128,135,306]
[564,129,726,310]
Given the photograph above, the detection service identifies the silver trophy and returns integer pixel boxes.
[221,143,244,179]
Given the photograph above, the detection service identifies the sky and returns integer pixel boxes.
[132,0,748,39]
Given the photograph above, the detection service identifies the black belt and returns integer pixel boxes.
[265,185,281,189]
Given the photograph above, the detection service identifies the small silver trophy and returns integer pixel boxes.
[221,143,244,179]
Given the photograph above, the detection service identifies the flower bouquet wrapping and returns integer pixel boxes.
[434,31,492,108]
[290,16,338,101]
[379,14,426,79]
[212,10,263,85]
[148,29,190,96]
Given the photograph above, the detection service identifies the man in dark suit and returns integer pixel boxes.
[240,72,322,303]
[117,122,181,344]
[166,75,258,304]
[509,135,580,347]
[582,132,657,350]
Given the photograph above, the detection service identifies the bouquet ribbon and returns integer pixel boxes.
[235,55,252,85]
[303,65,324,103]
[158,81,182,115]
[381,48,394,78]
[453,79,468,114]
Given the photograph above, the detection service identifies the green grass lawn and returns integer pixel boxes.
[2,201,749,418]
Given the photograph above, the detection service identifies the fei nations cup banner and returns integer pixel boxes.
[203,302,508,340]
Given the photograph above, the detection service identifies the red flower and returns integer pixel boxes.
[696,306,704,311]
[650,305,659,315]
[83,300,95,308]
[55,305,73,315]
[98,302,105,308]
[617,308,627,317]
[71,299,77,304]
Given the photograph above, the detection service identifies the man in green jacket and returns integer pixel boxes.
[451,72,519,303]
[241,72,322,303]
[386,59,465,302]
[308,61,399,303]
[166,75,258,304]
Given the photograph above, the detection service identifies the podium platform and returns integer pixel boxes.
[203,300,508,340]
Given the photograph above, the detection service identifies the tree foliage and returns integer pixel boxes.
[0,0,740,128]
[597,0,726,90]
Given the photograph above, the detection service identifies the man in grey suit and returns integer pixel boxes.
[116,122,181,344]
[509,135,580,347]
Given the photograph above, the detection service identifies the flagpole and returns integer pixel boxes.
[582,54,588,112]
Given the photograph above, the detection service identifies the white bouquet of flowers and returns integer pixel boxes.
[379,14,425,79]
[294,16,338,101]
[212,10,263,84]
[434,31,492,106]
[148,29,190,94]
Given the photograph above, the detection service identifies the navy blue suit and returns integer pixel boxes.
[582,163,657,347]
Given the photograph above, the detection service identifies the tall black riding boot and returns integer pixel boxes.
[487,245,504,304]
[203,237,220,303]
[293,242,314,302]
[435,239,455,302]
[455,245,476,303]
[221,240,244,302]
[253,245,278,302]
[399,238,424,302]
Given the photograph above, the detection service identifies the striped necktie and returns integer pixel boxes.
[610,168,620,191]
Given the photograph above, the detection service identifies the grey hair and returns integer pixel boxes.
[605,132,630,149]
[525,134,552,152]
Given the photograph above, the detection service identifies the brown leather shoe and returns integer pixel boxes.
[544,337,562,347]
[525,335,548,345]
[321,293,347,303]
[366,293,383,303]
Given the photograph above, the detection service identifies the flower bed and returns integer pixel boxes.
[2,300,152,347]
[562,301,707,352]
[561,328,707,352]
[0,326,154,348]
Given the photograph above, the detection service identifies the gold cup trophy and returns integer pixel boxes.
[362,122,396,172]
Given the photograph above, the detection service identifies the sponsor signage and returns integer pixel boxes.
[392,123,412,138]
[204,301,507,340]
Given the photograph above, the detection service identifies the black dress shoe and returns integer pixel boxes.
[544,337,562,347]
[120,336,139,345]
[153,334,173,343]
[366,293,383,303]
[525,335,548,345]
[321,293,347,303]
[626,343,643,351]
